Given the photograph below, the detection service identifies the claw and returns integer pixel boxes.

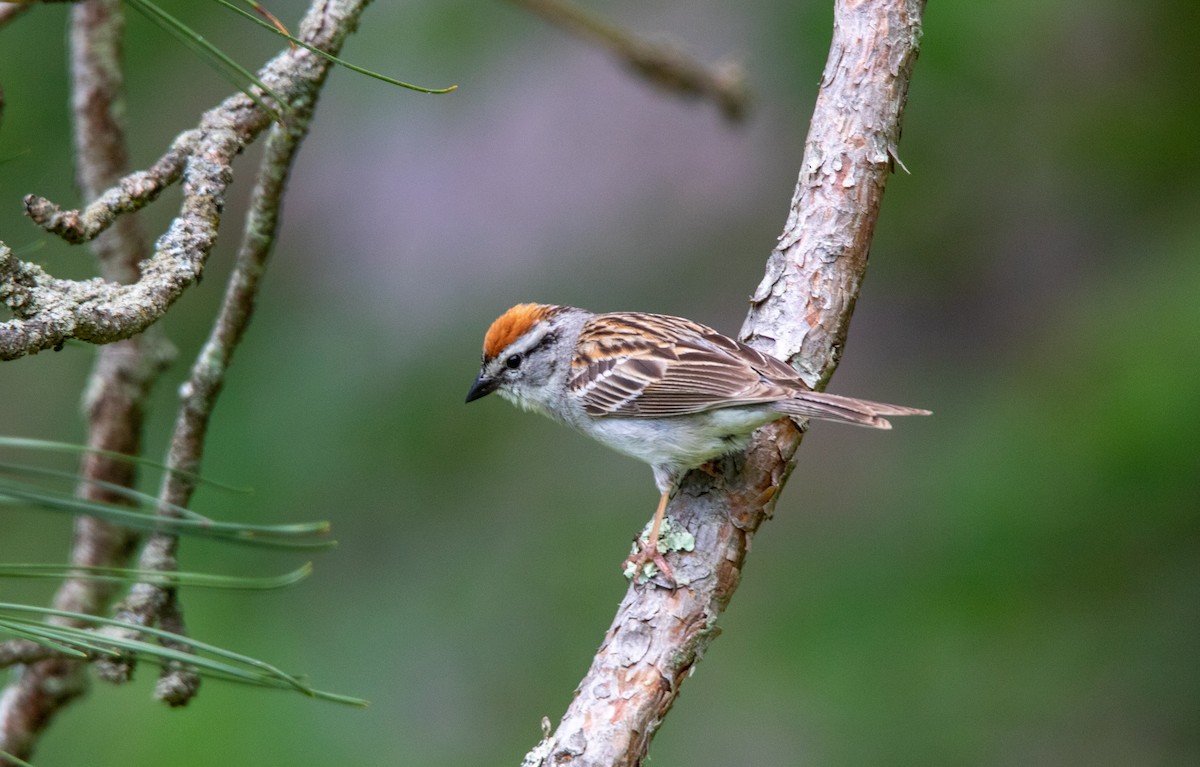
[623,492,696,587]
[623,542,677,587]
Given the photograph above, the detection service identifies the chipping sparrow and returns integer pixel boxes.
[466,303,929,584]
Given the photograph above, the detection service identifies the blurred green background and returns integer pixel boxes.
[2,0,1198,764]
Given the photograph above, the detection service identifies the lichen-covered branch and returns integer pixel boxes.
[0,641,57,668]
[523,2,926,765]
[0,0,368,362]
[508,0,749,121]
[1,128,237,361]
[0,0,373,762]
[22,146,188,245]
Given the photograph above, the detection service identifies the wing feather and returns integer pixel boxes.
[569,312,796,418]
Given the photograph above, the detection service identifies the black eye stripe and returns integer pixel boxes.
[491,330,557,371]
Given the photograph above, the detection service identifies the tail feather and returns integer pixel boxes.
[775,391,931,430]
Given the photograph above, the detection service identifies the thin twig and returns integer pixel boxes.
[1,126,247,360]
[22,147,189,244]
[101,110,317,706]
[508,0,749,122]
[523,1,926,764]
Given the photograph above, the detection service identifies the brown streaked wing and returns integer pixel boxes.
[569,312,802,418]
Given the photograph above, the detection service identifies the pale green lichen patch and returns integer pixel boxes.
[656,518,696,555]
[623,517,696,583]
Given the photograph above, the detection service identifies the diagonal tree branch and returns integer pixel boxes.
[523,1,926,764]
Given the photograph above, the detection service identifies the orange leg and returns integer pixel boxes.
[646,490,669,553]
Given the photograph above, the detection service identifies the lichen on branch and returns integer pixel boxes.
[0,0,355,362]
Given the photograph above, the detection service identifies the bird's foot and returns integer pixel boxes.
[622,516,695,588]
[623,541,677,587]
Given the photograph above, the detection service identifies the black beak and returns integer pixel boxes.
[465,373,500,403]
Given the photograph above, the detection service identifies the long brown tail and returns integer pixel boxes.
[775,391,931,429]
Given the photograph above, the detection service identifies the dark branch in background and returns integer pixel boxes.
[507,0,749,122]
[522,1,926,764]
[0,0,372,761]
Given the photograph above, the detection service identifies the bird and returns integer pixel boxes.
[466,303,929,584]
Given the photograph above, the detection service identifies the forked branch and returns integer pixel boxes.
[0,0,367,361]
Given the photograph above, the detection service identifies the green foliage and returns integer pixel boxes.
[0,439,333,548]
[0,436,360,711]
[0,603,366,705]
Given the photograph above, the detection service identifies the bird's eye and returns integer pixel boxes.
[505,354,522,370]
